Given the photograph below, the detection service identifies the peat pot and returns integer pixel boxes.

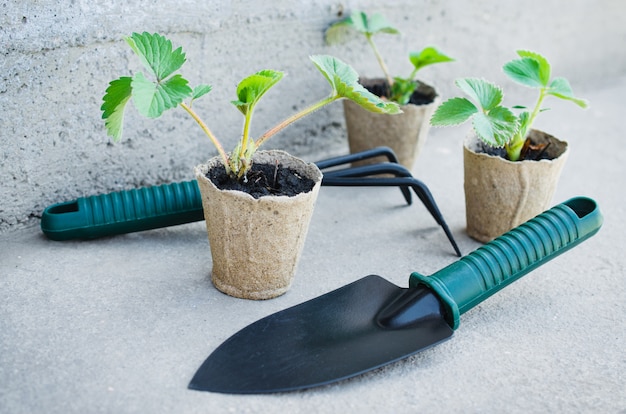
[194,150,323,300]
[343,78,440,169]
[463,129,569,242]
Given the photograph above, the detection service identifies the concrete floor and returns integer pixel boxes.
[1,77,625,413]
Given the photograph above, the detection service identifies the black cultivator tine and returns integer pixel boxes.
[323,163,414,205]
[314,146,400,170]
[322,162,415,179]
[315,148,460,256]
[322,176,462,257]
[316,148,411,204]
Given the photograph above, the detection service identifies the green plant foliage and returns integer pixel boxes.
[231,70,284,115]
[547,77,588,108]
[325,11,453,106]
[311,53,357,88]
[102,32,194,139]
[472,106,520,147]
[192,84,212,101]
[505,50,552,87]
[429,97,477,126]
[325,11,399,44]
[350,11,400,35]
[388,47,454,105]
[431,50,588,161]
[102,32,400,180]
[310,55,401,114]
[229,70,285,175]
[125,32,187,81]
[130,72,192,118]
[431,78,518,147]
[389,78,418,106]
[456,78,504,112]
[102,77,132,142]
[409,47,455,73]
[503,50,588,156]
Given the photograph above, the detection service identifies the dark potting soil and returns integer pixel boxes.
[363,81,434,106]
[475,137,555,161]
[206,162,316,199]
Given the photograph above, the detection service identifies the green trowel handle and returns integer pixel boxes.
[410,197,603,329]
[40,180,204,240]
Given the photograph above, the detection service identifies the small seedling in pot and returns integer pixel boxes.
[102,32,400,180]
[430,50,588,161]
[325,10,454,105]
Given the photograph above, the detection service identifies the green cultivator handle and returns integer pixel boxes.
[40,181,203,241]
[410,196,603,329]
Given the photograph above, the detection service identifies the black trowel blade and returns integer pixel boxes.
[188,275,453,394]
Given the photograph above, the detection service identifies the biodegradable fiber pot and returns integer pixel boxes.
[343,78,440,169]
[464,129,569,242]
[194,150,323,300]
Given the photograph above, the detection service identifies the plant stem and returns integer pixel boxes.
[505,132,525,161]
[180,102,229,166]
[254,95,339,149]
[505,87,548,161]
[526,87,548,132]
[366,34,394,88]
[239,111,253,161]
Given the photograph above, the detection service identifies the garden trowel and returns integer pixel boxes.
[188,196,602,394]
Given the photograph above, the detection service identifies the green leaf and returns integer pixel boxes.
[484,106,519,146]
[125,32,186,81]
[349,11,399,35]
[430,97,478,126]
[342,12,369,33]
[310,54,358,90]
[471,112,497,146]
[471,106,518,147]
[101,77,133,141]
[517,110,531,138]
[390,78,418,105]
[431,77,518,147]
[455,78,503,111]
[547,77,589,108]
[342,82,402,114]
[503,57,547,88]
[363,12,399,35]
[310,54,401,114]
[325,11,398,44]
[131,72,192,118]
[192,84,212,100]
[517,50,551,85]
[231,70,284,115]
[325,19,354,44]
[408,46,455,73]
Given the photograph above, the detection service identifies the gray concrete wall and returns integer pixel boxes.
[2,0,625,232]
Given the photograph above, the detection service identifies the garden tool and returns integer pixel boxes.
[41,147,460,256]
[188,197,601,394]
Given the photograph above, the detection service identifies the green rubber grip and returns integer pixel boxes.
[410,196,603,329]
[40,180,204,241]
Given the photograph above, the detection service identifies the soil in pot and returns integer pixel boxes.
[470,132,567,162]
[362,79,436,106]
[206,163,316,198]
[344,78,439,169]
[464,129,569,242]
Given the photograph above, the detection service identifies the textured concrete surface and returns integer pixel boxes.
[2,0,626,231]
[1,75,625,413]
